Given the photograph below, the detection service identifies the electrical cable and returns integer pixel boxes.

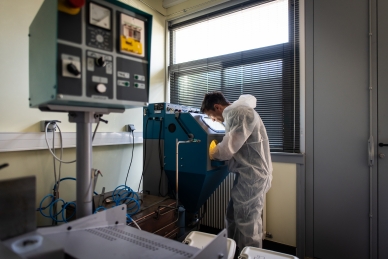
[127,215,141,230]
[44,117,102,164]
[49,198,67,223]
[53,177,77,191]
[37,194,75,223]
[112,185,141,215]
[45,121,76,164]
[39,183,142,224]
[37,177,100,223]
[158,118,167,197]
[49,121,64,225]
[53,177,98,195]
[125,130,135,187]
[52,129,58,225]
[41,118,103,224]
[63,202,76,221]
[53,130,57,190]
[94,206,107,214]
[101,185,142,225]
[37,194,56,218]
[137,118,151,192]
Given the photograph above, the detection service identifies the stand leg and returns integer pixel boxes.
[69,112,97,219]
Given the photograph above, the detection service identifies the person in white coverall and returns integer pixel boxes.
[201,91,273,250]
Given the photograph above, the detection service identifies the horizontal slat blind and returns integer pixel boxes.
[169,0,299,153]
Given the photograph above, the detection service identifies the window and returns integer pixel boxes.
[168,0,299,153]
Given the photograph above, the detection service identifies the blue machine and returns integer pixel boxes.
[143,103,229,213]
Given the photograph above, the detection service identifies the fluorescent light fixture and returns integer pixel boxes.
[162,0,188,8]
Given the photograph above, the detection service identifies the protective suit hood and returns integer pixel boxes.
[230,94,257,109]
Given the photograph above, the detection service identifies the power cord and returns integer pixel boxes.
[125,127,135,187]
[44,121,75,164]
[158,118,167,197]
[44,116,106,164]
[137,118,152,192]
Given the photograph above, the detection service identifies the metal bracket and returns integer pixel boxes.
[192,229,228,259]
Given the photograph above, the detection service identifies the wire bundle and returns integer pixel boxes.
[112,185,141,218]
[36,177,76,223]
[37,194,76,223]
[37,177,99,223]
[93,185,142,229]
[39,119,105,224]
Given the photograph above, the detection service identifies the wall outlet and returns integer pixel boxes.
[126,124,136,132]
[40,120,61,132]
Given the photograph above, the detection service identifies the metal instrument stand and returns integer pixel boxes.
[43,105,125,219]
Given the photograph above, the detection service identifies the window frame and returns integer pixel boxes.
[167,0,300,153]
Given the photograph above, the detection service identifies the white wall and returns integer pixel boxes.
[265,163,297,247]
[0,0,165,226]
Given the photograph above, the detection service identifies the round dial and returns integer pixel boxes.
[89,29,110,50]
[90,3,111,30]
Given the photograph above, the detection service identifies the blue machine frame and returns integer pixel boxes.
[143,103,229,213]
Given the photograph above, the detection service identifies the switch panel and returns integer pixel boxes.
[29,0,152,110]
[62,54,81,78]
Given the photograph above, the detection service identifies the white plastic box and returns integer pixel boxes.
[183,231,236,259]
[239,246,298,259]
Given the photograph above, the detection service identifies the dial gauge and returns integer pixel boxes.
[90,3,111,30]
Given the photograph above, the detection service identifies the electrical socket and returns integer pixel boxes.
[126,124,136,132]
[40,120,61,132]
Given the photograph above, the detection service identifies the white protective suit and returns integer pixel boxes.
[209,94,273,249]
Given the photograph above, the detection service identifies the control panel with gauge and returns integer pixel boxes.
[29,0,152,110]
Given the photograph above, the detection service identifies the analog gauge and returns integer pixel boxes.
[90,3,111,30]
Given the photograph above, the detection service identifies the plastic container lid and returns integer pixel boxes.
[239,246,299,259]
[11,235,43,254]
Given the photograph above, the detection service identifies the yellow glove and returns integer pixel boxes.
[209,140,218,160]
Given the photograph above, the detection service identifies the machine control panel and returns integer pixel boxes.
[29,0,152,109]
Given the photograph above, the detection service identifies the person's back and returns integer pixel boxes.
[224,103,272,181]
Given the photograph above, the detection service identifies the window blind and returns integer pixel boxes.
[168,0,299,153]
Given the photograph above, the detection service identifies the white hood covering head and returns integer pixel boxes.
[231,94,257,109]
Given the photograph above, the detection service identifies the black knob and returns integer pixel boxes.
[67,63,80,76]
[95,56,106,67]
[379,143,388,147]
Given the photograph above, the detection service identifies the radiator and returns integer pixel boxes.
[199,173,235,229]
[199,173,267,235]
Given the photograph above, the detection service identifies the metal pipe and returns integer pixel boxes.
[76,112,93,218]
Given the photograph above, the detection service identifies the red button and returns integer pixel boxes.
[67,0,85,8]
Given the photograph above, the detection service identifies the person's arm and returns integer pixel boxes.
[210,106,257,160]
